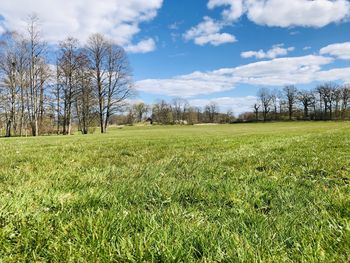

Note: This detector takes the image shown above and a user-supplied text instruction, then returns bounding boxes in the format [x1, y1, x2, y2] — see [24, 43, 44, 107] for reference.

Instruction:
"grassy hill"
[0, 122, 349, 262]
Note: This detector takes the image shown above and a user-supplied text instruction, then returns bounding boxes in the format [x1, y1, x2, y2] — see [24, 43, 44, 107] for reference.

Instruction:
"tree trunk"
[304, 105, 308, 119]
[5, 120, 11, 137]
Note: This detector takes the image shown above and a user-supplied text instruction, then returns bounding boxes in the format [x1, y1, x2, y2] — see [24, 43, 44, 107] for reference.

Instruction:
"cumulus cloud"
[320, 42, 350, 60]
[185, 0, 350, 46]
[183, 16, 236, 46]
[136, 72, 236, 97]
[0, 0, 163, 53]
[241, 44, 295, 59]
[207, 0, 350, 27]
[136, 54, 350, 97]
[207, 0, 244, 22]
[245, 0, 350, 27]
[316, 67, 350, 82]
[229, 55, 333, 85]
[125, 38, 156, 53]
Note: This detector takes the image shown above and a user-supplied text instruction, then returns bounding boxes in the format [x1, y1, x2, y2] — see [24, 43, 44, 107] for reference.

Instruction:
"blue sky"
[131, 0, 350, 113]
[1, 0, 350, 113]
[131, 0, 349, 79]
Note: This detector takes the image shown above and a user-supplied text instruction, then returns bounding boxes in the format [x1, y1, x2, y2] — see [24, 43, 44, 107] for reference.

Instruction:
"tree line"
[114, 82, 350, 126]
[241, 84, 350, 122]
[111, 98, 235, 125]
[0, 15, 133, 137]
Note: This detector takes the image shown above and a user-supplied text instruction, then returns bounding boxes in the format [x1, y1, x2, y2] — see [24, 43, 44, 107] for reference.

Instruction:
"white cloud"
[183, 16, 236, 46]
[189, 96, 257, 114]
[228, 55, 333, 86]
[246, 0, 350, 27]
[316, 67, 350, 82]
[185, 0, 350, 46]
[125, 38, 156, 53]
[241, 44, 295, 59]
[207, 0, 350, 27]
[208, 0, 244, 22]
[0, 0, 163, 53]
[320, 42, 350, 60]
[136, 54, 350, 97]
[136, 72, 236, 97]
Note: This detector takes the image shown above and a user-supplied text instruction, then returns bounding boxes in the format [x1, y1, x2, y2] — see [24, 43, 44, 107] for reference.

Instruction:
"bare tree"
[204, 102, 219, 123]
[0, 31, 31, 137]
[75, 53, 95, 134]
[258, 88, 272, 121]
[283, 85, 298, 120]
[317, 82, 338, 120]
[334, 87, 342, 119]
[104, 43, 133, 132]
[26, 15, 49, 136]
[172, 97, 189, 123]
[86, 34, 133, 133]
[86, 34, 108, 133]
[152, 100, 173, 124]
[133, 102, 149, 122]
[341, 84, 350, 118]
[271, 89, 281, 120]
[57, 37, 81, 135]
[297, 90, 315, 119]
[53, 61, 62, 134]
[0, 32, 20, 137]
[253, 103, 260, 121]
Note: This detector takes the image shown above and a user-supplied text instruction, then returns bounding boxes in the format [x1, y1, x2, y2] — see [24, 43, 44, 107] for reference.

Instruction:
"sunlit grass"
[0, 122, 349, 262]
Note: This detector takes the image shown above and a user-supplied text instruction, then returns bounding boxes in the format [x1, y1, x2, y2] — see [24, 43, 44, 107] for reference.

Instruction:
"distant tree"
[297, 90, 315, 119]
[185, 106, 199, 124]
[334, 87, 342, 119]
[171, 97, 189, 123]
[245, 83, 350, 122]
[152, 100, 173, 124]
[283, 85, 298, 120]
[204, 102, 218, 123]
[133, 102, 149, 122]
[341, 84, 350, 118]
[253, 103, 260, 121]
[125, 105, 136, 125]
[317, 82, 338, 120]
[271, 89, 280, 120]
[225, 109, 235, 123]
[258, 88, 272, 121]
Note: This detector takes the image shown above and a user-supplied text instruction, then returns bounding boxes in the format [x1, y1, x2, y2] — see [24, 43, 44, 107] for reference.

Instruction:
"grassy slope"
[0, 122, 349, 262]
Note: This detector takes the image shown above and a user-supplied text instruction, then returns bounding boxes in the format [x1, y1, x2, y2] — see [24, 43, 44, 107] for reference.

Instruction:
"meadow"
[0, 122, 349, 262]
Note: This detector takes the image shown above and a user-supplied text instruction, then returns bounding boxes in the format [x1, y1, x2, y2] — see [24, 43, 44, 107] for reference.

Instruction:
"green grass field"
[0, 122, 349, 262]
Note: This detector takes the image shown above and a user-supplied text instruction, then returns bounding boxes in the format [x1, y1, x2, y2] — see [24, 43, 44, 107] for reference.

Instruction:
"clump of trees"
[0, 15, 133, 137]
[241, 83, 350, 122]
[111, 99, 236, 125]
